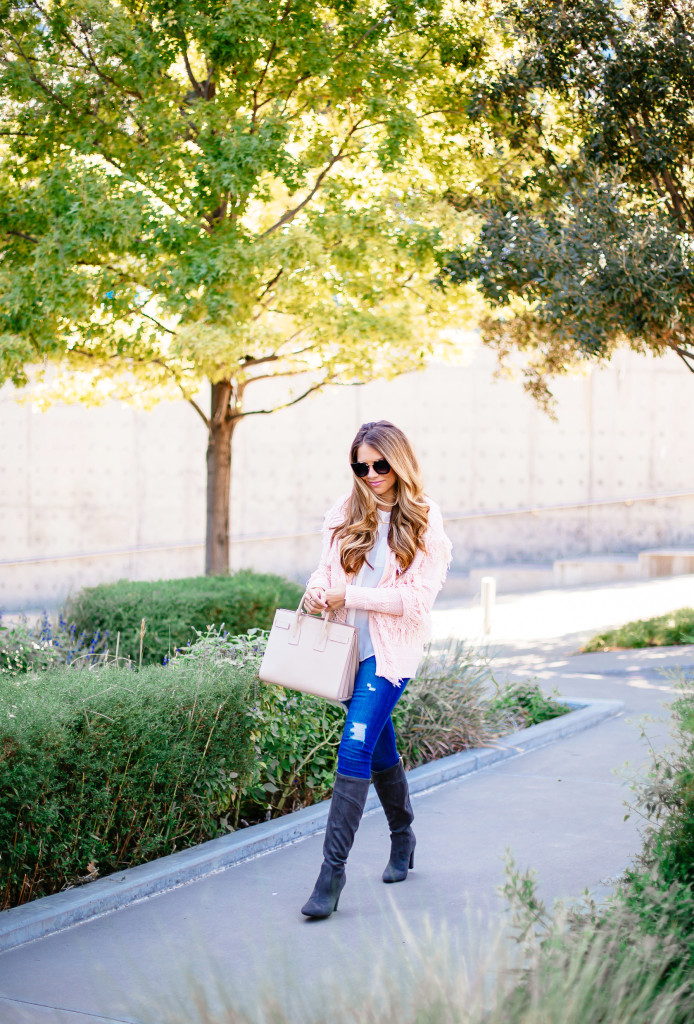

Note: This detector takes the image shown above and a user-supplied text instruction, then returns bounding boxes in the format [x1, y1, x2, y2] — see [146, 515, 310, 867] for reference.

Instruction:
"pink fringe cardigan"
[306, 494, 453, 685]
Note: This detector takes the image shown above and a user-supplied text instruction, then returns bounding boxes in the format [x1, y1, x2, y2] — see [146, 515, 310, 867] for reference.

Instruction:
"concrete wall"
[2, 340, 693, 610]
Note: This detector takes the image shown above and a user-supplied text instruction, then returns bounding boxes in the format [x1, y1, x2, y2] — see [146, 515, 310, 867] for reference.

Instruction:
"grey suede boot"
[301, 772, 370, 919]
[372, 759, 416, 883]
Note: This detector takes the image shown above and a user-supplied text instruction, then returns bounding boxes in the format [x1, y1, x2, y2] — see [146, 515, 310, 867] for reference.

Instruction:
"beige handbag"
[259, 594, 359, 702]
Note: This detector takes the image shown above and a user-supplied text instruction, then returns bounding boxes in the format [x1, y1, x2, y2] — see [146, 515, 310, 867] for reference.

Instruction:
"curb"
[0, 696, 621, 954]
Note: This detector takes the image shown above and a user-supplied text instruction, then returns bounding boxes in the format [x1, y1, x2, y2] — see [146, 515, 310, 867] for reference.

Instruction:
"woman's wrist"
[324, 586, 346, 611]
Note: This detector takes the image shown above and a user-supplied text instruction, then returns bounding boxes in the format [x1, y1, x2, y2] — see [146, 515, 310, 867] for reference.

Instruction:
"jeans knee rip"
[349, 721, 367, 743]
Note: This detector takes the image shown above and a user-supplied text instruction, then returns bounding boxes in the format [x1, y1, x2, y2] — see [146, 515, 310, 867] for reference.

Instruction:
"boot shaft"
[372, 759, 414, 834]
[322, 772, 370, 870]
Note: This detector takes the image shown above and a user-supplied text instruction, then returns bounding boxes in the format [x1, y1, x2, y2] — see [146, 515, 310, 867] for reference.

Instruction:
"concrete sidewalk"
[1, 580, 693, 1024]
[433, 571, 694, 652]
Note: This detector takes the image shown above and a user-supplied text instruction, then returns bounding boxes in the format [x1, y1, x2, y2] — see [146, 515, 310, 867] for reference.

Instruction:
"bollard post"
[481, 576, 496, 635]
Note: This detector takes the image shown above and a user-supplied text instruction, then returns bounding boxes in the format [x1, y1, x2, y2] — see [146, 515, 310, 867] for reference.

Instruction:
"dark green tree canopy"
[439, 0, 694, 403]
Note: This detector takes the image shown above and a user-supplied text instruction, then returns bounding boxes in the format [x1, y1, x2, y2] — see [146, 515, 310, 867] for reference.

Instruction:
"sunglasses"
[351, 459, 391, 478]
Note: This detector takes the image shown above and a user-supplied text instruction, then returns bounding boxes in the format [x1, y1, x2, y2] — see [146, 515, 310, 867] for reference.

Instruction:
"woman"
[301, 419, 452, 919]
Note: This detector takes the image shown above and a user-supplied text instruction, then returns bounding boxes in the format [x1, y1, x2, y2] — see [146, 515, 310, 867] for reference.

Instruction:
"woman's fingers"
[305, 586, 345, 612]
[306, 588, 326, 613]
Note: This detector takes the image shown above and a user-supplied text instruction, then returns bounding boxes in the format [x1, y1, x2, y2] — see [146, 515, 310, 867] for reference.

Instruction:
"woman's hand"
[324, 587, 346, 611]
[305, 588, 327, 614]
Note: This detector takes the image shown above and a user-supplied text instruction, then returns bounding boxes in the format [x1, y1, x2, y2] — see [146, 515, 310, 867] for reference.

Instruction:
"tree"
[438, 0, 694, 406]
[0, 0, 480, 573]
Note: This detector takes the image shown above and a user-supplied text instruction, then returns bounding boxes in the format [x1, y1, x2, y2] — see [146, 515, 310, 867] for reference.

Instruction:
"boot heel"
[409, 849, 415, 869]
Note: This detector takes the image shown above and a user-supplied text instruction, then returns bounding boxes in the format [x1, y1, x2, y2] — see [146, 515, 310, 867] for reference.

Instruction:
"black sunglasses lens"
[351, 460, 391, 477]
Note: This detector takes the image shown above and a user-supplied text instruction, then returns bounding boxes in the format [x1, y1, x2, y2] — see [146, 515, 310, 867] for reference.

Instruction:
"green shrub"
[62, 571, 305, 666]
[583, 607, 694, 652]
[166, 625, 343, 820]
[629, 679, 694, 891]
[497, 858, 694, 1024]
[619, 869, 694, 980]
[486, 681, 570, 728]
[0, 657, 257, 909]
[0, 611, 109, 677]
[244, 687, 344, 818]
[393, 641, 511, 767]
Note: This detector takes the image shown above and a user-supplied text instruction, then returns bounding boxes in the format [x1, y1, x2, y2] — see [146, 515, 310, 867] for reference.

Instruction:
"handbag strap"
[292, 592, 333, 645]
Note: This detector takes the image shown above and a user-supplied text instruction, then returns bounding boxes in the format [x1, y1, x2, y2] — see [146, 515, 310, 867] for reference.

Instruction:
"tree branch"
[252, 40, 278, 130]
[333, 11, 391, 67]
[253, 286, 283, 320]
[180, 38, 203, 97]
[278, 340, 316, 359]
[237, 378, 331, 418]
[271, 8, 391, 120]
[245, 366, 316, 384]
[623, 113, 686, 227]
[6, 230, 39, 244]
[238, 331, 312, 369]
[251, 0, 294, 113]
[123, 307, 177, 335]
[276, 74, 315, 119]
[258, 123, 361, 238]
[66, 350, 205, 422]
[146, 358, 215, 424]
[669, 342, 694, 374]
[239, 352, 279, 369]
[256, 267, 284, 303]
[102, 152, 190, 218]
[638, 109, 693, 229]
[188, 396, 210, 428]
[402, 277, 437, 312]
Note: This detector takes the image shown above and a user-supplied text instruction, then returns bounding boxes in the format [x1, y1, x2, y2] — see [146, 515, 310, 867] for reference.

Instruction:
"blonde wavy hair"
[332, 420, 429, 576]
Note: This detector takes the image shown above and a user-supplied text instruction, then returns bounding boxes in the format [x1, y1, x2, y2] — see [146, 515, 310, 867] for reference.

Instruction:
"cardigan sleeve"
[344, 585, 404, 616]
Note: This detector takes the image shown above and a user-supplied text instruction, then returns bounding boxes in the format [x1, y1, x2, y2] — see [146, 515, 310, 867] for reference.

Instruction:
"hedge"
[62, 571, 305, 666]
[0, 657, 257, 908]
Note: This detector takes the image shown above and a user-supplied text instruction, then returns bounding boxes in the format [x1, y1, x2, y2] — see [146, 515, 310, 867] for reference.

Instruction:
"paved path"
[433, 571, 694, 651]
[1, 578, 693, 1024]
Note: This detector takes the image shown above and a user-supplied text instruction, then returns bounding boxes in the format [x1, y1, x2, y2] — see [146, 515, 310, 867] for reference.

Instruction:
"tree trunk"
[205, 381, 237, 575]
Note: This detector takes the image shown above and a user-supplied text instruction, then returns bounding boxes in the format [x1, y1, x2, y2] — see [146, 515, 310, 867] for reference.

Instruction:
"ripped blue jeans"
[337, 656, 410, 780]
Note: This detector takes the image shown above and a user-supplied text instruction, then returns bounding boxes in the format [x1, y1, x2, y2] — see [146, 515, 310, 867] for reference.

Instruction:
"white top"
[347, 509, 390, 662]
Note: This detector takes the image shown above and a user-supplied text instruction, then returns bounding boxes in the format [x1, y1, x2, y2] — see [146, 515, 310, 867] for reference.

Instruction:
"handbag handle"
[292, 592, 333, 646]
